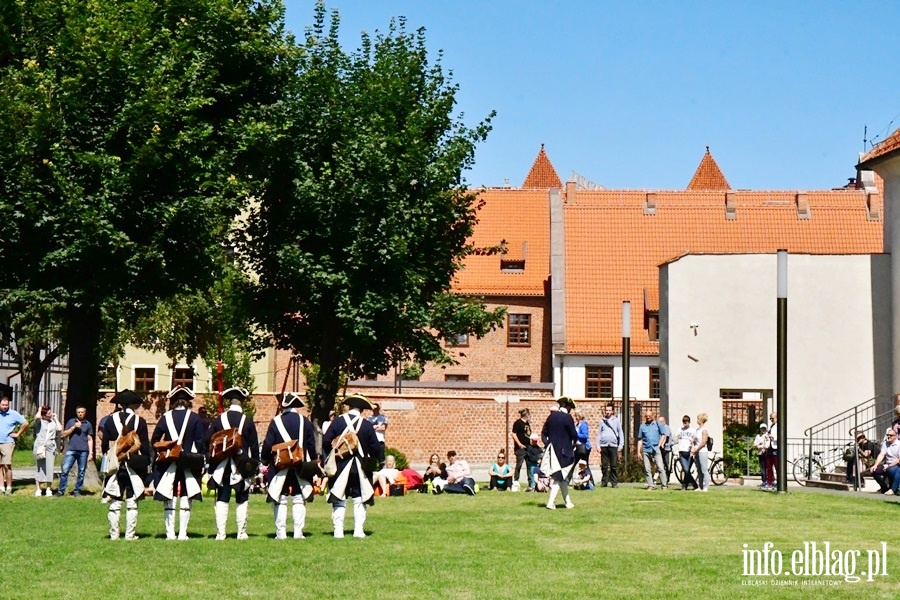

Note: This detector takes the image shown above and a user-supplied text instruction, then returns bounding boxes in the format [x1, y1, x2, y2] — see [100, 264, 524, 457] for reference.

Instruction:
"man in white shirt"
[872, 428, 900, 495]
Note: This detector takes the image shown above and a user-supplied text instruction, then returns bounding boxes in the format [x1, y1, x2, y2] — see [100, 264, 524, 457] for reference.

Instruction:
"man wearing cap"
[152, 386, 205, 541]
[845, 431, 879, 486]
[261, 392, 318, 539]
[512, 408, 531, 487]
[540, 397, 579, 509]
[322, 394, 382, 538]
[102, 390, 151, 540]
[206, 387, 259, 540]
[753, 423, 770, 489]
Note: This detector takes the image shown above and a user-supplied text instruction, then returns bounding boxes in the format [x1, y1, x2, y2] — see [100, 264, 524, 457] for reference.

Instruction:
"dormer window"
[500, 259, 525, 273]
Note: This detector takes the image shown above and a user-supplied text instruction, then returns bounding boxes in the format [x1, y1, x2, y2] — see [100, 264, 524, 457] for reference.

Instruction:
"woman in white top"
[33, 405, 63, 496]
[374, 454, 400, 496]
[690, 413, 710, 491]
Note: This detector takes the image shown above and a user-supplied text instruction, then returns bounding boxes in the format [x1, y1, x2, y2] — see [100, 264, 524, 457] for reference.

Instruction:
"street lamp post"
[622, 301, 631, 465]
[776, 250, 788, 493]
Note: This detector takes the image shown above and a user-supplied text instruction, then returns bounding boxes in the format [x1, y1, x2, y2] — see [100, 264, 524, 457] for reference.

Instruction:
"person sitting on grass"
[572, 459, 594, 490]
[488, 450, 512, 491]
[525, 434, 543, 492]
[423, 453, 447, 493]
[437, 450, 476, 495]
[374, 455, 401, 496]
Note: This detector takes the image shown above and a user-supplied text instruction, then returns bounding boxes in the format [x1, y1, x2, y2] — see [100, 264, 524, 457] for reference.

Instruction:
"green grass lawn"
[1, 484, 898, 599]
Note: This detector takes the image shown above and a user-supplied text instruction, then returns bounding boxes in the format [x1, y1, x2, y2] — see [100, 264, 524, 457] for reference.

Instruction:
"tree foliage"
[0, 0, 295, 422]
[241, 5, 503, 425]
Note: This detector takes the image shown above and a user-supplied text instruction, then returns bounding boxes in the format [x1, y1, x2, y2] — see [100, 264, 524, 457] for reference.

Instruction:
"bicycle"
[671, 451, 726, 487]
[791, 446, 846, 486]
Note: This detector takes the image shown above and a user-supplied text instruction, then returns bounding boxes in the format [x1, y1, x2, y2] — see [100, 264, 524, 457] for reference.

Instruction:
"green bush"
[723, 422, 757, 477]
[384, 447, 408, 470]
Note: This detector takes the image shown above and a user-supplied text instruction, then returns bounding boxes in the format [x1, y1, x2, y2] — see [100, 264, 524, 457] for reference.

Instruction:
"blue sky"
[283, 1, 900, 191]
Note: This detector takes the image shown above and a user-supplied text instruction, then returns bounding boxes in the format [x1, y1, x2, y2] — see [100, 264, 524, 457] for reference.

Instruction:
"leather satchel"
[153, 439, 182, 465]
[116, 430, 142, 462]
[209, 414, 244, 462]
[333, 424, 360, 459]
[272, 440, 304, 469]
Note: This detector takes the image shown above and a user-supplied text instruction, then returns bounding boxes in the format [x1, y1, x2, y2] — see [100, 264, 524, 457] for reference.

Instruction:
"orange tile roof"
[564, 189, 883, 355]
[686, 147, 730, 190]
[453, 188, 549, 296]
[859, 127, 900, 168]
[522, 145, 562, 189]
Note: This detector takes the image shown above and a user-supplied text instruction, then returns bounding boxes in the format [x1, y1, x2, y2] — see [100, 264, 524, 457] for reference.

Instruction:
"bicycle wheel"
[711, 458, 727, 486]
[673, 457, 685, 484]
[792, 456, 823, 486]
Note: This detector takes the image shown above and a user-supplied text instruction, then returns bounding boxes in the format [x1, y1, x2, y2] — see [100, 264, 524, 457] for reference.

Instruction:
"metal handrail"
[802, 395, 884, 437]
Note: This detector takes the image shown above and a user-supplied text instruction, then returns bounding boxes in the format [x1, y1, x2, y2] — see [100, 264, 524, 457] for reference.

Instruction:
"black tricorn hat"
[277, 391, 305, 409]
[343, 394, 374, 411]
[556, 396, 576, 410]
[166, 386, 195, 403]
[221, 387, 249, 402]
[113, 390, 143, 407]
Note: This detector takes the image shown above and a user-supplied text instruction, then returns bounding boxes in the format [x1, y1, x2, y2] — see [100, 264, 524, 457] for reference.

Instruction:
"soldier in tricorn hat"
[540, 396, 579, 510]
[261, 391, 318, 539]
[322, 394, 383, 538]
[151, 386, 205, 540]
[206, 387, 258, 540]
[101, 390, 151, 540]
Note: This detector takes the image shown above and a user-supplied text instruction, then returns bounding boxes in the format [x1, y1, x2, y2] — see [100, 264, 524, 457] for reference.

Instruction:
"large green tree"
[0, 0, 294, 424]
[242, 5, 504, 427]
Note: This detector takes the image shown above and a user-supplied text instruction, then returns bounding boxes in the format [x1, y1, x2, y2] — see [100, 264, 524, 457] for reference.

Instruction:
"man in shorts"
[0, 396, 30, 494]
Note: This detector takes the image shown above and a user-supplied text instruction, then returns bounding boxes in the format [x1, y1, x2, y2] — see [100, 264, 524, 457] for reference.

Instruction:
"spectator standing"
[33, 406, 63, 496]
[637, 414, 668, 490]
[57, 406, 94, 497]
[872, 428, 900, 495]
[573, 409, 592, 463]
[764, 412, 778, 489]
[524, 434, 543, 491]
[0, 396, 29, 495]
[540, 396, 579, 509]
[367, 402, 388, 457]
[691, 413, 710, 492]
[674, 415, 697, 490]
[511, 408, 531, 486]
[753, 423, 769, 489]
[657, 416, 673, 481]
[441, 450, 476, 495]
[596, 403, 623, 488]
[488, 450, 512, 491]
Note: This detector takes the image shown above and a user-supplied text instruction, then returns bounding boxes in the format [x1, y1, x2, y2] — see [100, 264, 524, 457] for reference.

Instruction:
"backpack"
[706, 435, 714, 452]
[209, 413, 245, 462]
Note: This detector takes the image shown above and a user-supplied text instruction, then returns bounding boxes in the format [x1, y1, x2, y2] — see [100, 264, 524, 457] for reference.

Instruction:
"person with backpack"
[690, 413, 711, 492]
[101, 390, 151, 540]
[637, 412, 668, 490]
[540, 396, 579, 509]
[595, 403, 624, 488]
[261, 392, 318, 539]
[205, 387, 259, 540]
[322, 394, 382, 538]
[152, 386, 206, 540]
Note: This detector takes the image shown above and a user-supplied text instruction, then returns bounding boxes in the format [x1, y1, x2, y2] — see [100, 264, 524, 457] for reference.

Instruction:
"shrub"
[723, 422, 758, 477]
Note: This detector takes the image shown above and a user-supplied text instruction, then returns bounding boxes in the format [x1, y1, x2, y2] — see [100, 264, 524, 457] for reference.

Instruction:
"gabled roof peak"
[522, 144, 562, 189]
[686, 146, 730, 191]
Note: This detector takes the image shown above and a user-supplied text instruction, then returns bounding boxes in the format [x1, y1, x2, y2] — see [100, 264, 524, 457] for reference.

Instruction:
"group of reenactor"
[102, 387, 383, 541]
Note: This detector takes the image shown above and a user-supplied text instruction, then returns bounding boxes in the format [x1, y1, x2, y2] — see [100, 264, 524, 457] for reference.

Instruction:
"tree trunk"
[20, 340, 61, 418]
[64, 307, 103, 430]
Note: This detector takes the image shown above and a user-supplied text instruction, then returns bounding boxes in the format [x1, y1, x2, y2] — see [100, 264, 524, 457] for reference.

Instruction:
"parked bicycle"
[791, 446, 847, 486]
[671, 451, 726, 487]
